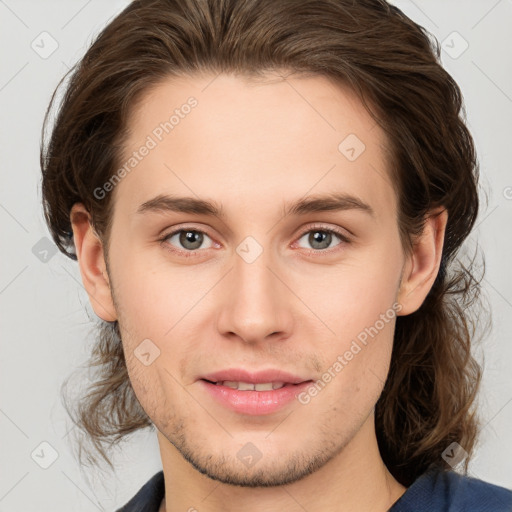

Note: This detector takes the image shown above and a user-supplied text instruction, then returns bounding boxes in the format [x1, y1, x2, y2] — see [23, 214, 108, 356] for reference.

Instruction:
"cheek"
[110, 250, 193, 339]
[301, 255, 401, 409]
[122, 340, 179, 427]
[303, 318, 395, 426]
[305, 256, 401, 346]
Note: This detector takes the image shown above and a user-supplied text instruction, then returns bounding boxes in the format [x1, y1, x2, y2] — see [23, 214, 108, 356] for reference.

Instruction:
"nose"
[215, 244, 293, 345]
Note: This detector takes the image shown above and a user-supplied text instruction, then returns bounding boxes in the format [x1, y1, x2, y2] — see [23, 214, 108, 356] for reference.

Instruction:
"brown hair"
[41, 0, 484, 486]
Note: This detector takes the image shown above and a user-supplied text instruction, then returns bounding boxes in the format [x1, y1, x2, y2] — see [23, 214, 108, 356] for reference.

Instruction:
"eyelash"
[158, 223, 351, 259]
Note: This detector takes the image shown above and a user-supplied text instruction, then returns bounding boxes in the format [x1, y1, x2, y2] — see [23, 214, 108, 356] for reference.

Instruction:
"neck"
[157, 413, 406, 512]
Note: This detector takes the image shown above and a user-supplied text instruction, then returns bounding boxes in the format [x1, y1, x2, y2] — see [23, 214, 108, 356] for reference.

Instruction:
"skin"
[70, 71, 447, 512]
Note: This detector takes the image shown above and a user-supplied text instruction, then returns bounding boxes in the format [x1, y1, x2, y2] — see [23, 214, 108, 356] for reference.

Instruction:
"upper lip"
[200, 368, 312, 384]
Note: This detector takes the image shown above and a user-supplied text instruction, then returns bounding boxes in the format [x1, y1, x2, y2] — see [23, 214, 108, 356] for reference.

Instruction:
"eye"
[161, 228, 214, 255]
[295, 225, 350, 252]
[159, 224, 350, 258]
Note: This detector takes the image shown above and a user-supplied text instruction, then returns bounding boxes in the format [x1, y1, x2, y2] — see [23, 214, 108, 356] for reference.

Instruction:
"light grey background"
[1, 1, 511, 510]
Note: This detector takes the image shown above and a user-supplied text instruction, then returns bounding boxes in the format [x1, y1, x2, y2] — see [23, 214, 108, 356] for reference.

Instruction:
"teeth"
[216, 381, 286, 391]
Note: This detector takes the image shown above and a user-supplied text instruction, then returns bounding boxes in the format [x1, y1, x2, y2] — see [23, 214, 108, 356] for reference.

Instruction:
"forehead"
[115, 71, 396, 222]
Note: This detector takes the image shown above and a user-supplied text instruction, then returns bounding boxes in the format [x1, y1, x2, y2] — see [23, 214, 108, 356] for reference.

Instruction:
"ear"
[396, 207, 448, 316]
[70, 203, 117, 322]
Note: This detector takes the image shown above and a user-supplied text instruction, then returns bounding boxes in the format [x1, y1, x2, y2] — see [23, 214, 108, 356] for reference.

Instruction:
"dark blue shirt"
[389, 469, 512, 511]
[115, 468, 512, 511]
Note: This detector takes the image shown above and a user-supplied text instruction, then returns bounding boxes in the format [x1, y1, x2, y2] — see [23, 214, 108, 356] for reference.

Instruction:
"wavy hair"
[41, 0, 485, 486]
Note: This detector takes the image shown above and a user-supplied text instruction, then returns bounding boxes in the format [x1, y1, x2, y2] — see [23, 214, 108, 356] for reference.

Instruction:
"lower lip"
[199, 379, 313, 415]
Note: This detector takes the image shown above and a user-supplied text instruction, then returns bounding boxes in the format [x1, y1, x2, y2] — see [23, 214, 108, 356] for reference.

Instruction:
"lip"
[199, 368, 310, 385]
[199, 379, 313, 415]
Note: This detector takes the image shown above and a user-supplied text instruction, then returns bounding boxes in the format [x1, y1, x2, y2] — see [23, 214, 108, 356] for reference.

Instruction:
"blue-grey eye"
[297, 229, 342, 251]
[166, 230, 213, 251]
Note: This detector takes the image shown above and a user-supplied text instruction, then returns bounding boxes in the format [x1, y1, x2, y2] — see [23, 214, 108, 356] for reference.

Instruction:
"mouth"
[201, 379, 309, 391]
[199, 378, 314, 416]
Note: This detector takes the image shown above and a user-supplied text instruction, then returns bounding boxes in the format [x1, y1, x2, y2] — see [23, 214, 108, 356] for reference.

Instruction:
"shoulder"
[115, 471, 165, 512]
[390, 468, 512, 512]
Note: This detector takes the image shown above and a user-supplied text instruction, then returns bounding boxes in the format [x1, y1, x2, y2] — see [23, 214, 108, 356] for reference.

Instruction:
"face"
[98, 72, 408, 486]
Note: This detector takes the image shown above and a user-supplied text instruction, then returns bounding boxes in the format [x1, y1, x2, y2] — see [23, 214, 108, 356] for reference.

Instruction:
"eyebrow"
[136, 192, 375, 219]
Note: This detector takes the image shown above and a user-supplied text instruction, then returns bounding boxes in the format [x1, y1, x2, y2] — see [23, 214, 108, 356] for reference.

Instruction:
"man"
[40, 0, 512, 510]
